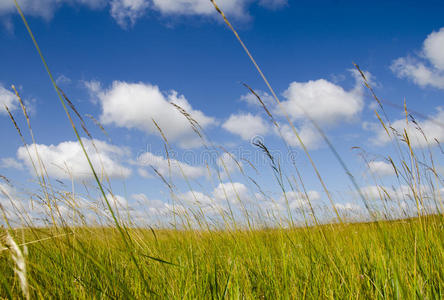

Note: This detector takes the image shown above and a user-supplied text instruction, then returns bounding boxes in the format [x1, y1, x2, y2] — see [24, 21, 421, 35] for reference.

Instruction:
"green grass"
[1, 1, 443, 299]
[1, 215, 442, 298]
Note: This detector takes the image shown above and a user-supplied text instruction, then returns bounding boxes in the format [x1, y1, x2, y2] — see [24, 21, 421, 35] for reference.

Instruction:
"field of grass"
[1, 1, 443, 299]
[1, 215, 442, 298]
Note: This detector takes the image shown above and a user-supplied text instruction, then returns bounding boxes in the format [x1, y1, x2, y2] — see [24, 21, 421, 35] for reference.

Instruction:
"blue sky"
[1, 0, 444, 225]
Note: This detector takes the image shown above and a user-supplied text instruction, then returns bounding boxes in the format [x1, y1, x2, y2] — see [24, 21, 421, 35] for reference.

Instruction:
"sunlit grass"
[1, 215, 442, 298]
[0, 0, 443, 299]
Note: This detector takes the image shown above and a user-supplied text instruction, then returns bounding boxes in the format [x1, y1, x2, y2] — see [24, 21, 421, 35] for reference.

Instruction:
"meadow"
[1, 216, 442, 298]
[1, 1, 443, 299]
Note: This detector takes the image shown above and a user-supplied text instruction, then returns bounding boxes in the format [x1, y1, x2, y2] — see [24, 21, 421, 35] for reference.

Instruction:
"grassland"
[1, 215, 442, 299]
[1, 0, 443, 299]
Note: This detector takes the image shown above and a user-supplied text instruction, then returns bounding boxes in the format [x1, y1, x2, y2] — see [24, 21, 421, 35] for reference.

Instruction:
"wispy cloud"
[1, 0, 289, 29]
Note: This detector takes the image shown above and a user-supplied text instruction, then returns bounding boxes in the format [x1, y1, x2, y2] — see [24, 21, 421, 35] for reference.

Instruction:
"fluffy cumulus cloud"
[0, 84, 19, 114]
[229, 73, 367, 150]
[285, 190, 320, 210]
[424, 28, 444, 70]
[391, 27, 444, 89]
[135, 151, 207, 179]
[213, 182, 249, 203]
[261, 72, 367, 149]
[279, 77, 364, 125]
[222, 113, 269, 141]
[87, 81, 216, 148]
[368, 160, 395, 177]
[371, 108, 444, 148]
[16, 139, 131, 180]
[2, 0, 288, 28]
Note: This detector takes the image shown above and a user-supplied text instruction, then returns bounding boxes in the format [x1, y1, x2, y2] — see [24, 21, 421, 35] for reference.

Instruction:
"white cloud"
[279, 77, 364, 125]
[177, 190, 213, 205]
[17, 139, 131, 180]
[2, 0, 288, 28]
[217, 152, 242, 174]
[136, 151, 206, 179]
[132, 192, 163, 207]
[391, 58, 444, 89]
[0, 84, 19, 114]
[278, 123, 321, 149]
[175, 190, 227, 215]
[371, 108, 444, 148]
[265, 70, 370, 150]
[359, 185, 418, 202]
[213, 182, 249, 203]
[222, 113, 269, 141]
[132, 190, 222, 219]
[0, 157, 24, 170]
[151, 0, 250, 19]
[334, 202, 363, 216]
[0, 182, 17, 200]
[104, 193, 128, 208]
[357, 185, 441, 218]
[285, 190, 320, 210]
[240, 89, 274, 106]
[132, 193, 185, 216]
[161, 182, 251, 215]
[83, 80, 102, 95]
[258, 190, 320, 214]
[368, 161, 395, 177]
[391, 27, 444, 89]
[55, 74, 71, 85]
[360, 185, 385, 201]
[423, 27, 444, 71]
[0, 0, 105, 20]
[89, 81, 216, 148]
[0, 182, 21, 218]
[110, 0, 149, 28]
